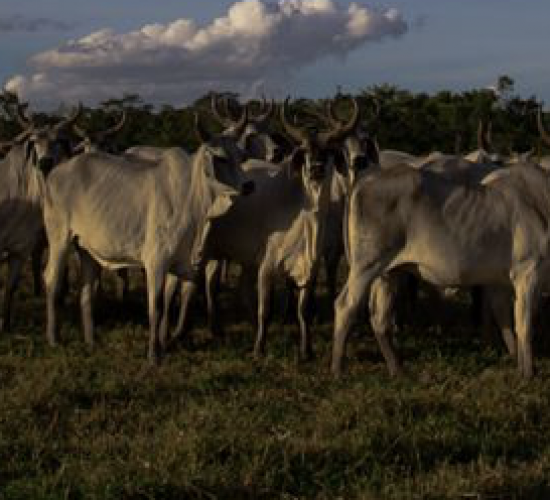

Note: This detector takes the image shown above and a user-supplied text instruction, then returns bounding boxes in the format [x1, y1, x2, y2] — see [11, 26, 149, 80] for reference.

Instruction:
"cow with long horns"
[0, 95, 80, 331]
[167, 97, 362, 359]
[72, 109, 127, 154]
[42, 110, 254, 363]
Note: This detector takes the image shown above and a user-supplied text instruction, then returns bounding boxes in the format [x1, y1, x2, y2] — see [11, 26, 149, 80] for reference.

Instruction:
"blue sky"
[1, 0, 549, 107]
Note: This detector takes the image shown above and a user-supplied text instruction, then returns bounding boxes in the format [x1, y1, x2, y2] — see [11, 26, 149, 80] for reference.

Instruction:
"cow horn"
[485, 121, 493, 150]
[367, 93, 381, 123]
[73, 141, 86, 154]
[15, 103, 33, 129]
[280, 98, 309, 145]
[72, 122, 88, 139]
[222, 97, 235, 121]
[14, 129, 32, 143]
[322, 100, 340, 128]
[96, 109, 127, 140]
[297, 102, 335, 129]
[55, 103, 83, 131]
[194, 112, 211, 143]
[477, 120, 489, 151]
[537, 107, 550, 148]
[232, 103, 248, 137]
[210, 94, 232, 128]
[0, 140, 14, 153]
[251, 96, 274, 124]
[318, 97, 360, 146]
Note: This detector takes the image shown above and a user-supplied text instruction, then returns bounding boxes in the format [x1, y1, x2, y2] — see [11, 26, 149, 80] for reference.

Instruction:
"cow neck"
[186, 145, 218, 221]
[281, 169, 331, 287]
[179, 144, 235, 274]
[495, 164, 550, 231]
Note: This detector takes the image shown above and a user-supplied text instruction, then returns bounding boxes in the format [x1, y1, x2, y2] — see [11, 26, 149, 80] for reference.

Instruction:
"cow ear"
[25, 141, 37, 166]
[365, 136, 379, 165]
[284, 147, 305, 178]
[202, 149, 216, 178]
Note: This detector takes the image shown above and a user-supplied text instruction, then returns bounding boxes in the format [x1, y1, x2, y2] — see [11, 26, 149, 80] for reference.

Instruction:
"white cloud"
[5, 0, 408, 108]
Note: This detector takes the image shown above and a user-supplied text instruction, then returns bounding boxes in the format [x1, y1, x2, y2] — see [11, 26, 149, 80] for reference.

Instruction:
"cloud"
[0, 15, 74, 33]
[5, 0, 408, 108]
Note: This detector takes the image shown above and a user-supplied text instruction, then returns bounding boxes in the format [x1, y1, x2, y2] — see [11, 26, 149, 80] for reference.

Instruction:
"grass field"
[2, 267, 550, 499]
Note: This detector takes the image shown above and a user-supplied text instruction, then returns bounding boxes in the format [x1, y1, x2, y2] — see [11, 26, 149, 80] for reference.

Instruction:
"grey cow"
[0, 102, 77, 331]
[332, 162, 550, 379]
[537, 107, 550, 171]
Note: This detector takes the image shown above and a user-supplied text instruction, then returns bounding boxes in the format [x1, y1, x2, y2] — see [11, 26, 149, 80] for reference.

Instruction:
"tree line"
[1, 75, 546, 156]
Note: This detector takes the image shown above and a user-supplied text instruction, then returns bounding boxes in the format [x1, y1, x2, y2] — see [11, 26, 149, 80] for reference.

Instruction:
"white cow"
[165, 99, 361, 358]
[43, 113, 253, 363]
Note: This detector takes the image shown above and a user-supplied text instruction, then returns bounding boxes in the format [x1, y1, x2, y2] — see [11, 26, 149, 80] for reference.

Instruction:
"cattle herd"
[2, 91, 550, 380]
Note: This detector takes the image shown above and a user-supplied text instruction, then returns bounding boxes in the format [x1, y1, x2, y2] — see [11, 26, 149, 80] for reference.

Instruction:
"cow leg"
[173, 280, 197, 339]
[332, 264, 381, 377]
[254, 266, 273, 358]
[238, 265, 257, 325]
[78, 250, 100, 347]
[369, 275, 401, 376]
[325, 252, 340, 307]
[159, 274, 178, 348]
[470, 285, 484, 329]
[44, 235, 71, 346]
[219, 260, 230, 287]
[116, 269, 130, 301]
[281, 277, 296, 325]
[145, 266, 166, 365]
[31, 241, 45, 296]
[1, 255, 23, 333]
[512, 265, 540, 379]
[297, 285, 314, 361]
[486, 286, 516, 357]
[400, 273, 419, 327]
[205, 260, 222, 337]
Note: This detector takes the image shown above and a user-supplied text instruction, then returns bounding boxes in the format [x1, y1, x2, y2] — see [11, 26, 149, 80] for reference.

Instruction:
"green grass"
[1, 269, 550, 499]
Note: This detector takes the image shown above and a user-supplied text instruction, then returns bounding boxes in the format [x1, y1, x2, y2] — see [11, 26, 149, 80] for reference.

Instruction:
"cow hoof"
[331, 364, 343, 379]
[46, 333, 58, 347]
[148, 349, 162, 367]
[388, 365, 404, 378]
[253, 347, 265, 360]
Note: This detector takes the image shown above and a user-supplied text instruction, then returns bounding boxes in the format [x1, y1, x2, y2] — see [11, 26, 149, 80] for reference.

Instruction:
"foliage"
[1, 76, 547, 156]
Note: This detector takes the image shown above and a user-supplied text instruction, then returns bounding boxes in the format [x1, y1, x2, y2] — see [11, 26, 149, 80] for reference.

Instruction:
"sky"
[1, 0, 549, 109]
